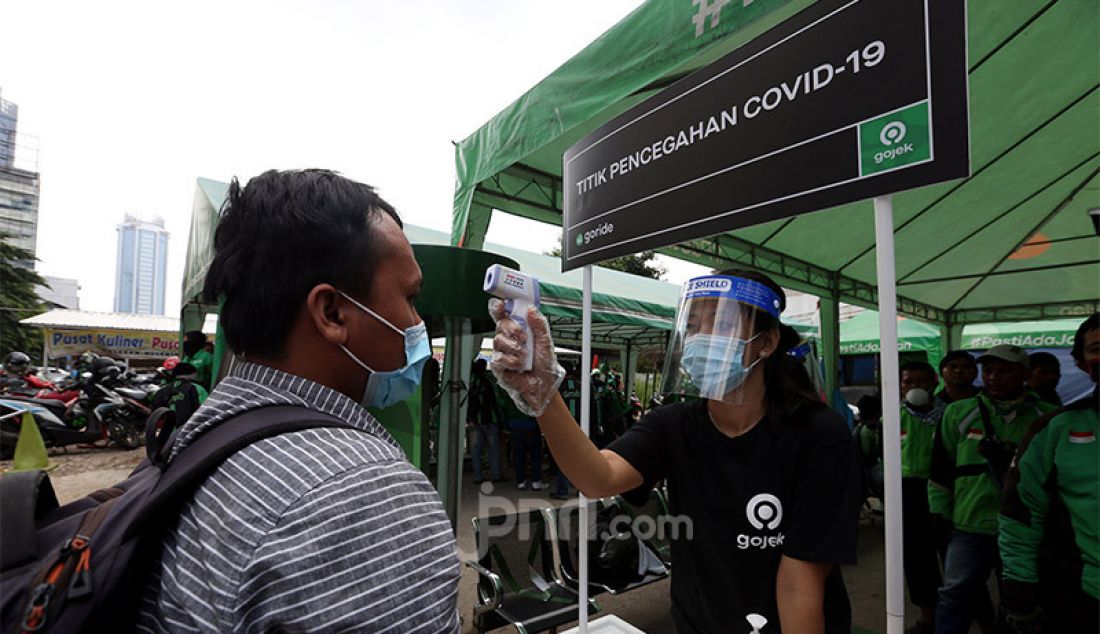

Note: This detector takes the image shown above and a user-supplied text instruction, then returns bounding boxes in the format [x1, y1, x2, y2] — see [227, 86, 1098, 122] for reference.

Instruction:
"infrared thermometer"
[483, 264, 541, 372]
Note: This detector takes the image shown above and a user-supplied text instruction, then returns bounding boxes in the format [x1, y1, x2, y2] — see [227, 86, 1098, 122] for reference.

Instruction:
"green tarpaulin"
[960, 318, 1082, 350]
[452, 0, 1100, 326]
[178, 179, 684, 347]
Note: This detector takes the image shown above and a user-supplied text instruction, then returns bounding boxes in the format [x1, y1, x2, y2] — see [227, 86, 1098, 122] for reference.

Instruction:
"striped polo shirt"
[136, 362, 460, 632]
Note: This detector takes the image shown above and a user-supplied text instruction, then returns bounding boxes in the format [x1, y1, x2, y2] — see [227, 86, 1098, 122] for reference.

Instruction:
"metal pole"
[874, 195, 905, 634]
[438, 318, 464, 528]
[578, 265, 593, 632]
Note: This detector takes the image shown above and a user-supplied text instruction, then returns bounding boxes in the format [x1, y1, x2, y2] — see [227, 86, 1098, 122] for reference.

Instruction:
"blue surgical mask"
[338, 291, 430, 410]
[681, 332, 763, 399]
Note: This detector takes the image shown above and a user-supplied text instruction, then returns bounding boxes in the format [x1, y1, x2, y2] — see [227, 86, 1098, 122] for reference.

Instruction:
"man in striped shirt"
[138, 169, 460, 632]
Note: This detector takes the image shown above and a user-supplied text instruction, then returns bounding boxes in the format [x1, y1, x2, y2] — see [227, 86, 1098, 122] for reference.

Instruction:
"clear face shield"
[788, 337, 827, 402]
[660, 275, 783, 404]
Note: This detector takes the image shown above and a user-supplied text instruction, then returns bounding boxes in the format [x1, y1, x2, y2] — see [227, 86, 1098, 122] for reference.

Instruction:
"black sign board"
[562, 0, 968, 270]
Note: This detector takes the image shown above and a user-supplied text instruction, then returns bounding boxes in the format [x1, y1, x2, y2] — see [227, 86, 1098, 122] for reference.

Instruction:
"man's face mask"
[337, 291, 430, 409]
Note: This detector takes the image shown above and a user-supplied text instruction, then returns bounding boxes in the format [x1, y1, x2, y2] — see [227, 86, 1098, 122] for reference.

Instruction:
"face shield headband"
[661, 275, 783, 403]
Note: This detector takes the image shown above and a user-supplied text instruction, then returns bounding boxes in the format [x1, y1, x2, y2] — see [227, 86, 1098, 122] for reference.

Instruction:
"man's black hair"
[1071, 313, 1100, 362]
[939, 350, 976, 373]
[202, 169, 402, 357]
[900, 360, 937, 379]
[1027, 351, 1060, 371]
[182, 331, 206, 358]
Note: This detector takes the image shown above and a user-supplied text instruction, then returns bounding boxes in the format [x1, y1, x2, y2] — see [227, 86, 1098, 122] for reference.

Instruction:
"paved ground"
[4, 446, 989, 633]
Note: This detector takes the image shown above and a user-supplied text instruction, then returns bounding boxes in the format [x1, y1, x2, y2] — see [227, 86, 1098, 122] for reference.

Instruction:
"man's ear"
[306, 284, 350, 346]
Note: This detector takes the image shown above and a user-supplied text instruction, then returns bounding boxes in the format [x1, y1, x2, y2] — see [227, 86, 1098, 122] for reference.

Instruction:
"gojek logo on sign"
[737, 493, 785, 550]
[859, 100, 931, 176]
[879, 121, 907, 145]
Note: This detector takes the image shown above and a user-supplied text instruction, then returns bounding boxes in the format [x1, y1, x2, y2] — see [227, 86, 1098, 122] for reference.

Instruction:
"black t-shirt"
[607, 399, 862, 633]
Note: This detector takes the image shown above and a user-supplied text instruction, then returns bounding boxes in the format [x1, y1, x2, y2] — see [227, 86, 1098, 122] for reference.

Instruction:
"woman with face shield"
[490, 269, 862, 634]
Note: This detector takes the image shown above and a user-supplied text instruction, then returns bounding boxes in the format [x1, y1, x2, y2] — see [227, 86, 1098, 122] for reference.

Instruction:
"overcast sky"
[4, 0, 718, 315]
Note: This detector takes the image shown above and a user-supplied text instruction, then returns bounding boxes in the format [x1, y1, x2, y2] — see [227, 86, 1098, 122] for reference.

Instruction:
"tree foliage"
[547, 240, 666, 280]
[0, 232, 46, 357]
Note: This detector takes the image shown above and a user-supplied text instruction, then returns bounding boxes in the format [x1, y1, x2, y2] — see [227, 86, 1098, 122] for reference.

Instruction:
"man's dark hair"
[182, 331, 206, 358]
[1028, 351, 1060, 371]
[900, 360, 936, 380]
[1071, 313, 1100, 362]
[939, 350, 976, 373]
[203, 169, 402, 357]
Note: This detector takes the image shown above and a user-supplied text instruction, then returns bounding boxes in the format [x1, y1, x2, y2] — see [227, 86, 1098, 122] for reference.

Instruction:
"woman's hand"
[488, 300, 564, 416]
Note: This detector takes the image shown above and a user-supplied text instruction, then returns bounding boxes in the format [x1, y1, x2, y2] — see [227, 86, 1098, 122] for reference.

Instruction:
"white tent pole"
[578, 265, 593, 632]
[874, 195, 905, 634]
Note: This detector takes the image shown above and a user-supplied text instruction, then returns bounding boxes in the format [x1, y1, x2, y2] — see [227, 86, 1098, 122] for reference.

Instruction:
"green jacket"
[999, 394, 1099, 600]
[928, 393, 1055, 534]
[182, 348, 214, 390]
[900, 400, 946, 479]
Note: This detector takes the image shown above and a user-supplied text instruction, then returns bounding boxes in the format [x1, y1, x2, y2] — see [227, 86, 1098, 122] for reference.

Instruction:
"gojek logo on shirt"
[737, 493, 786, 550]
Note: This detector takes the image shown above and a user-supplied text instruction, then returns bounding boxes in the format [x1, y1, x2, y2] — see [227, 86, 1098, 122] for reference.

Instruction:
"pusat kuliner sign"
[47, 328, 182, 360]
[562, 0, 968, 270]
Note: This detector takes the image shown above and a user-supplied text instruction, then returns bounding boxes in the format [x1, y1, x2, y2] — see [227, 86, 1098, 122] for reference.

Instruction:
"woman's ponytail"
[762, 323, 824, 417]
[716, 268, 825, 418]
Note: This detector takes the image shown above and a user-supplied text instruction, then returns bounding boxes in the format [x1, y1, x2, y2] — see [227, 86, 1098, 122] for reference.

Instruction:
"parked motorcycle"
[0, 398, 105, 459]
[92, 378, 155, 449]
[0, 359, 153, 454]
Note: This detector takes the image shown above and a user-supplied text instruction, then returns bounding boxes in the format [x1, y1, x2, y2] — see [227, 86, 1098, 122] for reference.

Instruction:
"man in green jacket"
[928, 345, 1057, 634]
[181, 330, 214, 391]
[999, 313, 1099, 633]
[898, 361, 947, 634]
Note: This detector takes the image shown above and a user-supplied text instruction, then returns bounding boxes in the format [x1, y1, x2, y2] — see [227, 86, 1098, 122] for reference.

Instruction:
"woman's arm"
[776, 556, 832, 634]
[491, 303, 644, 498]
[538, 392, 643, 498]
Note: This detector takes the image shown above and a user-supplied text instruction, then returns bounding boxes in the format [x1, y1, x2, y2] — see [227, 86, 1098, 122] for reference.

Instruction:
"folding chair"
[467, 508, 599, 633]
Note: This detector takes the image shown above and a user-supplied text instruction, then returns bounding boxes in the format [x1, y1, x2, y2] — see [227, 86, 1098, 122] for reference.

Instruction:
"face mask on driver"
[337, 291, 430, 409]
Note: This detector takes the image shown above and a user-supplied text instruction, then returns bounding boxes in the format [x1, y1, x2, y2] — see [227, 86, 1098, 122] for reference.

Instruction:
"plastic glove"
[488, 298, 565, 417]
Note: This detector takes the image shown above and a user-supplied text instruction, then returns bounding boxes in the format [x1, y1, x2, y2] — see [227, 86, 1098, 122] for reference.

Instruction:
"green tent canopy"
[403, 224, 679, 347]
[452, 0, 1100, 326]
[839, 310, 943, 358]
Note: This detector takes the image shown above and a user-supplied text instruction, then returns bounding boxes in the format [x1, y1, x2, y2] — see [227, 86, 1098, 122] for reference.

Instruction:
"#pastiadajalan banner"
[46, 329, 181, 360]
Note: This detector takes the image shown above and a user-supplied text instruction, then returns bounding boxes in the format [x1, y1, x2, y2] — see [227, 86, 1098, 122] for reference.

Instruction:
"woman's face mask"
[337, 291, 430, 410]
[681, 332, 764, 399]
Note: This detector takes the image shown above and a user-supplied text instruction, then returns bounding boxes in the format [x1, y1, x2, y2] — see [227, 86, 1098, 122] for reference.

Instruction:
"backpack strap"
[0, 470, 59, 570]
[124, 404, 355, 539]
[976, 398, 998, 441]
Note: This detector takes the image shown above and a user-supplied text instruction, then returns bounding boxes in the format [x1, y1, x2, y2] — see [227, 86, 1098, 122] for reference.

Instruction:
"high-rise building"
[114, 215, 169, 315]
[0, 89, 40, 269]
[36, 276, 81, 309]
[0, 89, 16, 169]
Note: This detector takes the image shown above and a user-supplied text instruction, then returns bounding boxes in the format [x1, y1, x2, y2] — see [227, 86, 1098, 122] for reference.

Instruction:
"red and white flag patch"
[966, 429, 984, 441]
[1068, 430, 1095, 444]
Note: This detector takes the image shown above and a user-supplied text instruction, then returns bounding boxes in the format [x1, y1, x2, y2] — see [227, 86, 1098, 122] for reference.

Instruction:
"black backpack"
[149, 380, 202, 427]
[0, 405, 352, 633]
